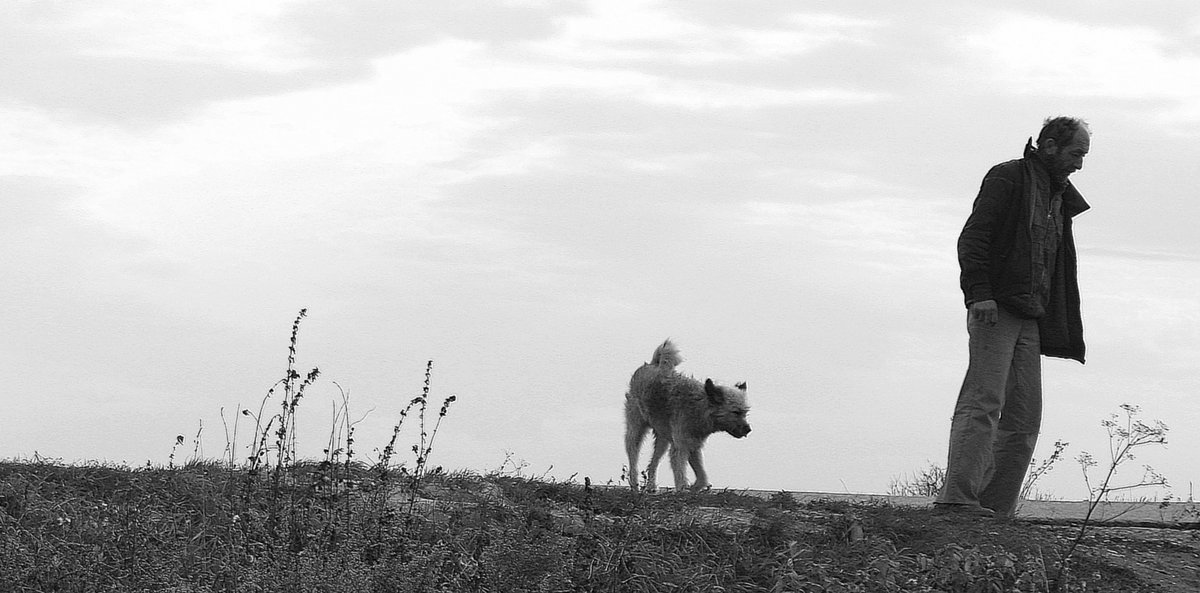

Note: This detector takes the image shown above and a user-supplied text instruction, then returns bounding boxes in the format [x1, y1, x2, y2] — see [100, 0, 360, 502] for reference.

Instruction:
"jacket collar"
[1023, 138, 1056, 185]
[1023, 138, 1091, 218]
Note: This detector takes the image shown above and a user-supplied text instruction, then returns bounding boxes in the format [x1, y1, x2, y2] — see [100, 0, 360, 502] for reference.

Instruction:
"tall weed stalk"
[228, 310, 459, 559]
[374, 360, 457, 521]
[236, 309, 322, 542]
[1053, 404, 1169, 591]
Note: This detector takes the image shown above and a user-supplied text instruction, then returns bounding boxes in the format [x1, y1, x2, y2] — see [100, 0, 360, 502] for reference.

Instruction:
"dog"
[624, 339, 751, 492]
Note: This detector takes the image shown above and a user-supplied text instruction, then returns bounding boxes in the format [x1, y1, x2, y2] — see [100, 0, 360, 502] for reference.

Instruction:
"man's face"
[1042, 129, 1091, 182]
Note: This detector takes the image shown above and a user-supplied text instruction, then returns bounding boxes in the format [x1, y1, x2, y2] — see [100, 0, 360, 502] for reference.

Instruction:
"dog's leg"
[687, 449, 710, 491]
[645, 434, 670, 492]
[669, 441, 693, 492]
[624, 398, 650, 491]
[624, 420, 648, 491]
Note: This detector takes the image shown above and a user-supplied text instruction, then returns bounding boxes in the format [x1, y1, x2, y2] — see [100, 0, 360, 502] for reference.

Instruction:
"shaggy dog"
[624, 339, 751, 492]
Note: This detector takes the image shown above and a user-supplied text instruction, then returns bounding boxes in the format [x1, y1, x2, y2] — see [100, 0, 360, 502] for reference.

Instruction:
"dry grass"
[2, 311, 1193, 592]
[3, 460, 1194, 592]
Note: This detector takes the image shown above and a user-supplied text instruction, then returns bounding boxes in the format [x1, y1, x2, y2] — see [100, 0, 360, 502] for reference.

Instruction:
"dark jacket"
[958, 141, 1090, 363]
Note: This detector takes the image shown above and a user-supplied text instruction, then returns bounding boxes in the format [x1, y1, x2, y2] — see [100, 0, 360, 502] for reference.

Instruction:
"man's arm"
[958, 171, 1015, 310]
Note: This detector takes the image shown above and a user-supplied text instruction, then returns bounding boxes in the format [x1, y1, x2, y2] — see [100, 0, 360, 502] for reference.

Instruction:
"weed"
[1017, 438, 1069, 510]
[1053, 404, 1170, 591]
[888, 462, 945, 497]
[168, 434, 185, 470]
[891, 439, 1067, 505]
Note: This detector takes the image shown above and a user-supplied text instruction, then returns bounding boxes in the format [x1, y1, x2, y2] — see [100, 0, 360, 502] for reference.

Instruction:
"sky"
[3, 0, 1199, 501]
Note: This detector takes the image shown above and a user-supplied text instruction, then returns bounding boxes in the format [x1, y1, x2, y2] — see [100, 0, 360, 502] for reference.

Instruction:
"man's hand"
[970, 299, 998, 326]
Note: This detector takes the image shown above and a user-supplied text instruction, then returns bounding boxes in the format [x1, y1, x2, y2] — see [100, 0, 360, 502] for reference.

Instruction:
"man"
[935, 116, 1091, 518]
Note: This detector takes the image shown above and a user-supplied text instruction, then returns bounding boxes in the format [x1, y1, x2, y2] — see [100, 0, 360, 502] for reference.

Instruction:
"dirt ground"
[1053, 523, 1200, 593]
[757, 490, 1200, 592]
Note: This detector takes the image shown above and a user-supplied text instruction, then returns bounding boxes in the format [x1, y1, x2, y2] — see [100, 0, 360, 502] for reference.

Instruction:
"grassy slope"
[0, 461, 1194, 593]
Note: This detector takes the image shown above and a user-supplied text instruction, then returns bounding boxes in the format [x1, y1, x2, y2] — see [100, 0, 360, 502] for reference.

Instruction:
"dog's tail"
[649, 339, 683, 369]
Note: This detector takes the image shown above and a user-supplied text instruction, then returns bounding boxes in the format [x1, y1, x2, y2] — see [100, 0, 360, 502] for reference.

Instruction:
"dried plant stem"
[1054, 405, 1169, 591]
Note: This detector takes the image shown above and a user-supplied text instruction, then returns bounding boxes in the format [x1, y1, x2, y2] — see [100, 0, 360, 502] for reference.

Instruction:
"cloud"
[531, 0, 880, 65]
[738, 195, 960, 272]
[958, 13, 1200, 123]
[42, 1, 304, 70]
[0, 175, 82, 231]
[0, 2, 302, 70]
[505, 0, 887, 108]
[0, 55, 326, 127]
[0, 2, 337, 126]
[642, 81, 882, 110]
[1088, 246, 1200, 263]
[282, 0, 584, 60]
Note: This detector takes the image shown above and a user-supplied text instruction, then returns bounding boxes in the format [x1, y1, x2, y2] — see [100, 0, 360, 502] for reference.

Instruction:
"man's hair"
[1036, 116, 1090, 149]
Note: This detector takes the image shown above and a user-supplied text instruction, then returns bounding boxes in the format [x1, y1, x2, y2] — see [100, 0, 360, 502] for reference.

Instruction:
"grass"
[2, 311, 1193, 592]
[2, 460, 1193, 592]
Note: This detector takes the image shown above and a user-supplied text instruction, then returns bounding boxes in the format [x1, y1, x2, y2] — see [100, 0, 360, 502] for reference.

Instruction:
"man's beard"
[1041, 154, 1072, 183]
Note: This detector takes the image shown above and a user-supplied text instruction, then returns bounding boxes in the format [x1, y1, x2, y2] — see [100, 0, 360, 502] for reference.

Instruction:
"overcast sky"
[3, 0, 1198, 500]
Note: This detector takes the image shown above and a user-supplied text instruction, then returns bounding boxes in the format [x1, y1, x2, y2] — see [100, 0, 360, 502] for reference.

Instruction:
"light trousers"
[937, 306, 1043, 516]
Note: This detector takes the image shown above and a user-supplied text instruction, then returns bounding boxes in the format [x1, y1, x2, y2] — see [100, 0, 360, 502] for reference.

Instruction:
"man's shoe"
[932, 503, 996, 518]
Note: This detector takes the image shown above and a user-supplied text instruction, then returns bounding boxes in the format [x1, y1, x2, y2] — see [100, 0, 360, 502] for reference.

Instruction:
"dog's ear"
[735, 382, 747, 391]
[704, 379, 725, 405]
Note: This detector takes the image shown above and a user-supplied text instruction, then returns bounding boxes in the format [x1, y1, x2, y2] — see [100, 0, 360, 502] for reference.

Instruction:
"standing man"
[935, 116, 1091, 518]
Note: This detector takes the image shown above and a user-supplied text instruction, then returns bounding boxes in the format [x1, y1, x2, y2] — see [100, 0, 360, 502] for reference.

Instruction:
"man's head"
[1035, 116, 1091, 182]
